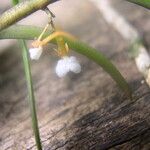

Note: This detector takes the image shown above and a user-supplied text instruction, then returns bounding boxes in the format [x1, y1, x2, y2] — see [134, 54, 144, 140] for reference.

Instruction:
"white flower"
[55, 56, 81, 77]
[29, 46, 43, 60]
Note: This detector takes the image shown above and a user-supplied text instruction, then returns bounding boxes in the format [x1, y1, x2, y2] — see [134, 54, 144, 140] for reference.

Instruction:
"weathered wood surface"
[0, 0, 150, 149]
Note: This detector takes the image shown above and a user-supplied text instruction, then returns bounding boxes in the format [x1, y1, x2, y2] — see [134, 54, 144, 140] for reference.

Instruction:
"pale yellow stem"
[37, 23, 50, 41]
[41, 31, 76, 46]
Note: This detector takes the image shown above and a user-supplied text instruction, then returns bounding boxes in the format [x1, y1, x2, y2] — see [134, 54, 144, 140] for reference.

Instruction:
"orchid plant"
[0, 0, 149, 149]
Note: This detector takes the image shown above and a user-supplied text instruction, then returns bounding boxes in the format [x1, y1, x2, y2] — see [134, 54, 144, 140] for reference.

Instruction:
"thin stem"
[38, 23, 50, 41]
[0, 0, 59, 31]
[11, 0, 42, 149]
[20, 40, 42, 150]
[41, 31, 75, 46]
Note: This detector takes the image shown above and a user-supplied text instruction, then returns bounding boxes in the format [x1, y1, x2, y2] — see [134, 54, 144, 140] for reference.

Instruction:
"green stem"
[0, 0, 59, 31]
[126, 0, 150, 9]
[10, 2, 42, 150]
[11, 0, 42, 148]
[0, 0, 149, 32]
[21, 40, 42, 150]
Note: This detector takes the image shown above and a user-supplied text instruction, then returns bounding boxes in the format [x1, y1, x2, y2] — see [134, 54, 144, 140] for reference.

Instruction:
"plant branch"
[0, 0, 149, 32]
[0, 0, 59, 31]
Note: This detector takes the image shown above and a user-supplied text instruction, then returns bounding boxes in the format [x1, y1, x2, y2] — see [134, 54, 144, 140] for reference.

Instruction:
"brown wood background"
[0, 0, 150, 149]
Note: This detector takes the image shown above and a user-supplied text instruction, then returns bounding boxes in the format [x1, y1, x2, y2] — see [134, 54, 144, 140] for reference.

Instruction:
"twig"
[91, 0, 150, 86]
[0, 0, 60, 31]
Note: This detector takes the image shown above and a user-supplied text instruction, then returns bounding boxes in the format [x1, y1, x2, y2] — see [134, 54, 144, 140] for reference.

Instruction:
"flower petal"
[29, 46, 43, 60]
[68, 56, 81, 73]
[55, 56, 81, 77]
[55, 59, 69, 77]
[69, 62, 81, 73]
[68, 56, 78, 63]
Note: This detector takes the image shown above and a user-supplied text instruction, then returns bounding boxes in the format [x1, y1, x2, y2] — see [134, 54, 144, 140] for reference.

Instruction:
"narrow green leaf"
[11, 1, 42, 149]
[20, 40, 42, 150]
[127, 0, 150, 9]
[0, 25, 49, 40]
[0, 25, 132, 98]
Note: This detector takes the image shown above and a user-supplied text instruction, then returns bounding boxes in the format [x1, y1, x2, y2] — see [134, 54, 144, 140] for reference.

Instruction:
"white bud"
[68, 56, 81, 73]
[55, 58, 69, 77]
[55, 56, 81, 77]
[29, 46, 43, 60]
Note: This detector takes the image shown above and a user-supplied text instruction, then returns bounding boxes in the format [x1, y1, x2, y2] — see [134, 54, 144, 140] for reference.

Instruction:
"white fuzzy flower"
[55, 56, 81, 77]
[29, 46, 43, 60]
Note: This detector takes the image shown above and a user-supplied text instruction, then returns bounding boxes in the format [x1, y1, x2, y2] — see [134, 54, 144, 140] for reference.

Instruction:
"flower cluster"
[55, 56, 81, 77]
[29, 30, 81, 77]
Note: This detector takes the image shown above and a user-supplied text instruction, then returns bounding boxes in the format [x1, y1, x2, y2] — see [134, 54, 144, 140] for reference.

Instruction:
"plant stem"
[21, 40, 42, 150]
[11, 0, 42, 149]
[0, 0, 149, 32]
[0, 0, 59, 31]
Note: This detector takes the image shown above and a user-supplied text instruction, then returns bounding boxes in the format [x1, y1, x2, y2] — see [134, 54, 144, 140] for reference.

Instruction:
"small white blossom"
[55, 56, 81, 77]
[29, 46, 43, 60]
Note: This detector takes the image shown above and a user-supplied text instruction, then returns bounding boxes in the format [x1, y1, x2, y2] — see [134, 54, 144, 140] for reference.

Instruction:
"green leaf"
[12, 1, 42, 149]
[20, 40, 42, 150]
[0, 25, 132, 98]
[127, 0, 150, 9]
